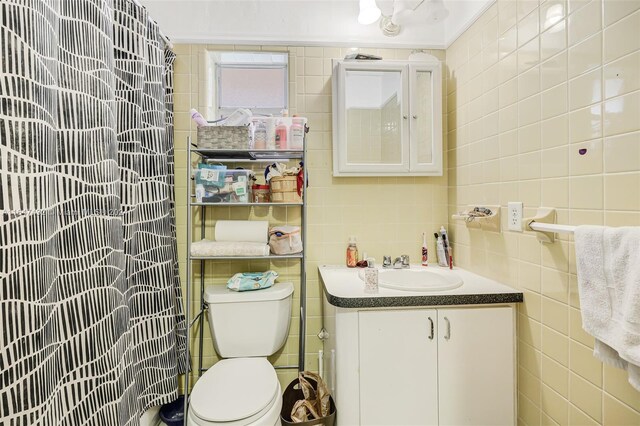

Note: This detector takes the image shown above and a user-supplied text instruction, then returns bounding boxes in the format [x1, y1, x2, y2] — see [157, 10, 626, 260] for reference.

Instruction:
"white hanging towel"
[574, 225, 640, 391]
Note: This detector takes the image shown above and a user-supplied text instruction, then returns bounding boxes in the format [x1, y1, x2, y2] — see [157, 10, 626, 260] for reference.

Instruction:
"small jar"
[251, 184, 270, 203]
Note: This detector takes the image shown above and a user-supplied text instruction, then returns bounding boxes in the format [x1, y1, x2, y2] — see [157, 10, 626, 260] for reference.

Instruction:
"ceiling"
[140, 0, 493, 49]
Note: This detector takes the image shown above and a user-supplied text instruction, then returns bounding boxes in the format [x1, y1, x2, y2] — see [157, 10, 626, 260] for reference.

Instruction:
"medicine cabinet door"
[333, 61, 409, 175]
[409, 64, 442, 175]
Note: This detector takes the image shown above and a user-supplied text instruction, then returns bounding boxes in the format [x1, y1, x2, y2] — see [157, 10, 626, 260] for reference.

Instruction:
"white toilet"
[187, 282, 294, 426]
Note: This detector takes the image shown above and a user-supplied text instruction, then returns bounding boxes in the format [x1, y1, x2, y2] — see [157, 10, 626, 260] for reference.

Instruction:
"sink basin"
[361, 268, 463, 292]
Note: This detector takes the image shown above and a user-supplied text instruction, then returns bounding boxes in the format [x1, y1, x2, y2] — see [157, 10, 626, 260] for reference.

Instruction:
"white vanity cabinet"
[324, 305, 516, 425]
[332, 59, 442, 176]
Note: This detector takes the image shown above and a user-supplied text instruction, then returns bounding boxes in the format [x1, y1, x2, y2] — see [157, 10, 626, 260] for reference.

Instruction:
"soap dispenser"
[346, 236, 358, 268]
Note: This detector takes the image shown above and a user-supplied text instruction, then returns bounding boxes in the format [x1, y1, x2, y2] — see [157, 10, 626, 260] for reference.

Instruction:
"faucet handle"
[401, 254, 410, 267]
[382, 255, 392, 268]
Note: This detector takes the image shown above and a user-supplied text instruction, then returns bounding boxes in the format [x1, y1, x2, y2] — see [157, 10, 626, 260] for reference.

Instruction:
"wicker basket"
[197, 126, 250, 149]
[270, 176, 302, 203]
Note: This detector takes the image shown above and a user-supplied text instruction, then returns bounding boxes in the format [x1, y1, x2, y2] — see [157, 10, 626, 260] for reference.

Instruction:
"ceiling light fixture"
[358, 0, 382, 25]
[425, 0, 449, 22]
[380, 15, 401, 36]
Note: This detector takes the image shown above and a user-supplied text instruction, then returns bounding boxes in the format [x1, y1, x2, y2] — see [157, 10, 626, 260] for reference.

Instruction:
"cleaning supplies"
[434, 232, 447, 267]
[364, 258, 378, 293]
[346, 236, 358, 268]
[421, 232, 428, 266]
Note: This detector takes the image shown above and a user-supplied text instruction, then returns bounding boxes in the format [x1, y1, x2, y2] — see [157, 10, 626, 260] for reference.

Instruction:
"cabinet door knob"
[444, 316, 451, 340]
[403, 115, 408, 119]
[428, 317, 434, 340]
[412, 115, 418, 119]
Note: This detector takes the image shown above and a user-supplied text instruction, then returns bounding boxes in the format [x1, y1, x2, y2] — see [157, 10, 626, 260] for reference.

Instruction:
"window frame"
[213, 52, 289, 118]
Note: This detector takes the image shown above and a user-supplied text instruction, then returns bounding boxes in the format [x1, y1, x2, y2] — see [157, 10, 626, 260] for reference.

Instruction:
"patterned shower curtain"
[0, 1, 187, 424]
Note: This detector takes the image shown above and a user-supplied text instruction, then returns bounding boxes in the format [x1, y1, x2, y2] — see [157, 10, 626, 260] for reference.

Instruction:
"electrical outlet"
[508, 202, 523, 232]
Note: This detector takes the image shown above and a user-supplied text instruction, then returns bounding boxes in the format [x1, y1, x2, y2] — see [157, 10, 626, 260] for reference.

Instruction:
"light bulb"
[358, 0, 381, 25]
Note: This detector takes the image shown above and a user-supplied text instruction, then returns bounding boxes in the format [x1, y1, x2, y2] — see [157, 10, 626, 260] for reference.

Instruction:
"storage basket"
[270, 176, 302, 203]
[197, 126, 250, 149]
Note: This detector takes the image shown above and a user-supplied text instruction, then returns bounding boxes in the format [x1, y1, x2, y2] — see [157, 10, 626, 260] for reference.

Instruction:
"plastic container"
[252, 184, 270, 203]
[195, 169, 251, 203]
[253, 120, 267, 149]
[290, 118, 305, 149]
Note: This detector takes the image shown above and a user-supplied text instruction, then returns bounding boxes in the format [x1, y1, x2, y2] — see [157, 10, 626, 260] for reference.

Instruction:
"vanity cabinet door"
[358, 310, 439, 426]
[437, 307, 515, 426]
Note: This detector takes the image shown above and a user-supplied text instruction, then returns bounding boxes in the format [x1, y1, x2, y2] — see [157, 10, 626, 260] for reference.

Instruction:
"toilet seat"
[189, 358, 281, 426]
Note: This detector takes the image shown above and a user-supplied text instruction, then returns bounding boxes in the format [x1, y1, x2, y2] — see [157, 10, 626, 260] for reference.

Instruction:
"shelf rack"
[184, 137, 307, 416]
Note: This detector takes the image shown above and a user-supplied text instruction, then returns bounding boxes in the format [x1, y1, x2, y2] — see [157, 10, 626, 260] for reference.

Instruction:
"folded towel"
[190, 240, 270, 257]
[575, 225, 640, 391]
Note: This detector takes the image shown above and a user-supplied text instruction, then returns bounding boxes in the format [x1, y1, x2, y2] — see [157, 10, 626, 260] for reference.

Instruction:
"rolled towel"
[191, 239, 270, 257]
[214, 220, 269, 243]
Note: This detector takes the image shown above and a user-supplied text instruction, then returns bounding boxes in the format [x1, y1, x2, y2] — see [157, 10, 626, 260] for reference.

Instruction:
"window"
[211, 51, 288, 118]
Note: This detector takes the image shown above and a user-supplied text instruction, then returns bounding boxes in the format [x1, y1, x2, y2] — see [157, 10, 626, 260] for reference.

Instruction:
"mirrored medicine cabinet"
[332, 58, 442, 176]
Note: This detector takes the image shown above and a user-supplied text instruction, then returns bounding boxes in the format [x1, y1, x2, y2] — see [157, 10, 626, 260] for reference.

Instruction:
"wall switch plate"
[508, 202, 523, 232]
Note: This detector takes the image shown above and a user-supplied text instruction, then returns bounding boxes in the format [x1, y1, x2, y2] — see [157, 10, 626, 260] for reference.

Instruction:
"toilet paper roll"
[214, 220, 269, 243]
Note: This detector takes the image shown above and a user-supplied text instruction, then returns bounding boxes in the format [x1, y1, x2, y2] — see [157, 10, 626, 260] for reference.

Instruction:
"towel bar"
[528, 222, 576, 234]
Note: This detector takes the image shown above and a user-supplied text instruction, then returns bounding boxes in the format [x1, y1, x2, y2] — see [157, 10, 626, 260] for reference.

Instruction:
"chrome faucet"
[382, 256, 392, 268]
[393, 255, 410, 269]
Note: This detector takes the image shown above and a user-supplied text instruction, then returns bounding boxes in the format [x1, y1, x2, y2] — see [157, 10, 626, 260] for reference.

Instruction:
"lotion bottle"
[190, 108, 208, 127]
[275, 120, 288, 149]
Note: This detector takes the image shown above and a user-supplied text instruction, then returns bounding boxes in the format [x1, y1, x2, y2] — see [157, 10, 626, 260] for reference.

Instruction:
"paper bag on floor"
[290, 371, 331, 422]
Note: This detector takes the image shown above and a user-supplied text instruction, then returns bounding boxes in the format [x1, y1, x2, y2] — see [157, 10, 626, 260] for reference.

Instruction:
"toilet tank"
[204, 282, 294, 358]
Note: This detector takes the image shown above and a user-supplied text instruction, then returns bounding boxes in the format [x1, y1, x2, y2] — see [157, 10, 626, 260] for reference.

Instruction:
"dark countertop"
[319, 265, 523, 309]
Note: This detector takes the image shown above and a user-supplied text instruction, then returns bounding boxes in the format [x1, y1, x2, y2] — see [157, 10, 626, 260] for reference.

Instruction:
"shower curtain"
[0, 1, 187, 424]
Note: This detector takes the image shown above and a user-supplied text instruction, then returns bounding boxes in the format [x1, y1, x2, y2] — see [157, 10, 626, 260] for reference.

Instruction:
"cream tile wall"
[172, 44, 448, 390]
[446, 0, 640, 424]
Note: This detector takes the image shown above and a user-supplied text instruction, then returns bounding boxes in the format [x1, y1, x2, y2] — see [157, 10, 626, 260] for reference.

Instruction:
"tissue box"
[197, 126, 250, 149]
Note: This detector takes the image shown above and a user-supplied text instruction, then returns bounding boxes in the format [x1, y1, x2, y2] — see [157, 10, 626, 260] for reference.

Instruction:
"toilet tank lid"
[204, 282, 294, 304]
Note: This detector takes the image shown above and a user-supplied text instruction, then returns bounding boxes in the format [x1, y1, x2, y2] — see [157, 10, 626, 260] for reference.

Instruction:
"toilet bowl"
[187, 282, 294, 426]
[187, 358, 282, 426]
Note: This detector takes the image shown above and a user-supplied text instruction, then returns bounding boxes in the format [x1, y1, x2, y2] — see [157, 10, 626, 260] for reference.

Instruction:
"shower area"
[0, 1, 186, 424]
